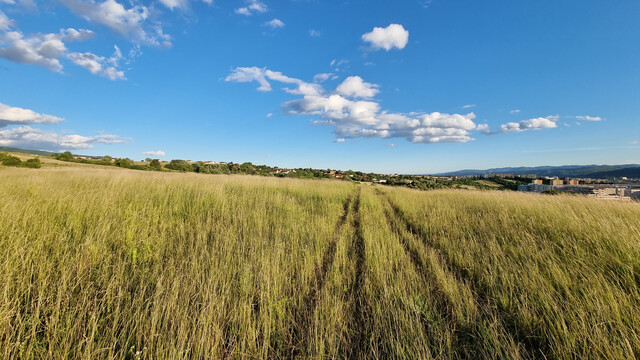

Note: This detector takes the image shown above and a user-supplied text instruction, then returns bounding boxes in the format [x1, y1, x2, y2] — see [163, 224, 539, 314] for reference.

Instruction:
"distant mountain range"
[435, 164, 640, 178]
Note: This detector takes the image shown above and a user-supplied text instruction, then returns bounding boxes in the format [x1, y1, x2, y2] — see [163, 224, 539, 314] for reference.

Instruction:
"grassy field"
[1, 163, 639, 359]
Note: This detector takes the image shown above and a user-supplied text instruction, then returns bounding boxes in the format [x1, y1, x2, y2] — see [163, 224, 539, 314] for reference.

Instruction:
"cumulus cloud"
[0, 29, 67, 72]
[0, 13, 125, 78]
[336, 76, 379, 98]
[265, 18, 284, 28]
[0, 102, 64, 127]
[362, 23, 409, 51]
[576, 115, 602, 121]
[235, 0, 267, 15]
[0, 101, 126, 150]
[59, 0, 171, 47]
[68, 45, 125, 80]
[143, 150, 165, 156]
[500, 115, 558, 133]
[0, 126, 126, 150]
[228, 67, 485, 144]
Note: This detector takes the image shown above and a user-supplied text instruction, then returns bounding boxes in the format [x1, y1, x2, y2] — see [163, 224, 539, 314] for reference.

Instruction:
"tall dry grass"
[1, 165, 639, 359]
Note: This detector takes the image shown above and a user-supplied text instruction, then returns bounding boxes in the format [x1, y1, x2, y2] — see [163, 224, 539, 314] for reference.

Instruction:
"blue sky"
[1, 0, 639, 173]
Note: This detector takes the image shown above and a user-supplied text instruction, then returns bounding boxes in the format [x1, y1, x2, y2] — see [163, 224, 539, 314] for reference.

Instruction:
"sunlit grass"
[1, 165, 638, 359]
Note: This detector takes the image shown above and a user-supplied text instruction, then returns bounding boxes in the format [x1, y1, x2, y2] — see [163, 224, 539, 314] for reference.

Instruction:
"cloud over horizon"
[0, 101, 127, 150]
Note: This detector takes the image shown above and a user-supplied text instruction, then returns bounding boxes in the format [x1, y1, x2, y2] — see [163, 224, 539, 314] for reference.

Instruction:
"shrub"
[114, 158, 134, 168]
[24, 158, 41, 168]
[1, 155, 22, 167]
[165, 159, 194, 172]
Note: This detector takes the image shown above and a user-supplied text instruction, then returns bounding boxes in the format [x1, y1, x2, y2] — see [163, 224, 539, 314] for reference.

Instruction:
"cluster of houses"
[518, 177, 640, 201]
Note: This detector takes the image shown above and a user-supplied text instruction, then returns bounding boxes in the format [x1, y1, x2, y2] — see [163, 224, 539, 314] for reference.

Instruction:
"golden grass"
[1, 165, 639, 359]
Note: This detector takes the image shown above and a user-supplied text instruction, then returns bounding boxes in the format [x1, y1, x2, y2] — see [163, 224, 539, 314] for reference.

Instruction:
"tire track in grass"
[376, 190, 472, 358]
[345, 189, 368, 360]
[290, 190, 354, 358]
[378, 190, 550, 359]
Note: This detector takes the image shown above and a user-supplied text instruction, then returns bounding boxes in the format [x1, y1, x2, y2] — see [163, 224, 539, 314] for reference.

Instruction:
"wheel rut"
[290, 190, 354, 358]
[344, 189, 368, 360]
[377, 190, 550, 359]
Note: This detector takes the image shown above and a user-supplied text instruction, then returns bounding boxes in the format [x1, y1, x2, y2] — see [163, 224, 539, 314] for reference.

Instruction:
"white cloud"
[0, 13, 126, 78]
[362, 23, 409, 51]
[510, 109, 520, 114]
[266, 113, 273, 118]
[336, 76, 379, 98]
[143, 150, 165, 156]
[0, 11, 15, 31]
[335, 138, 346, 143]
[313, 73, 333, 83]
[576, 115, 602, 121]
[500, 115, 558, 133]
[0, 29, 67, 72]
[309, 29, 320, 37]
[0, 125, 126, 150]
[225, 66, 322, 95]
[0, 102, 64, 127]
[228, 67, 484, 144]
[59, 0, 171, 47]
[68, 45, 125, 80]
[265, 18, 284, 28]
[60, 28, 95, 42]
[463, 104, 476, 108]
[235, 0, 267, 15]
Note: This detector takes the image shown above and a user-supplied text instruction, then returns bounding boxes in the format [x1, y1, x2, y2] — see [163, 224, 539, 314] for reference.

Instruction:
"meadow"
[1, 161, 639, 359]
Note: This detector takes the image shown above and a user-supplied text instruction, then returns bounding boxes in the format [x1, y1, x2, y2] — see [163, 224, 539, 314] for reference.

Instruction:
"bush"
[52, 151, 74, 162]
[24, 158, 41, 168]
[1, 155, 22, 167]
[114, 158, 134, 168]
[165, 160, 194, 172]
[149, 159, 162, 170]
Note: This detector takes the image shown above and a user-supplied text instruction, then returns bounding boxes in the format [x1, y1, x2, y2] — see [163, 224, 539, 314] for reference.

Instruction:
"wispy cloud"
[510, 109, 520, 114]
[235, 0, 267, 15]
[143, 150, 165, 156]
[265, 18, 284, 29]
[576, 115, 602, 121]
[463, 104, 476, 109]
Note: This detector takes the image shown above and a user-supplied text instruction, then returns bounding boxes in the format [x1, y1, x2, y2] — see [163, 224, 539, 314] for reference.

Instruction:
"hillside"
[1, 165, 638, 359]
[0, 146, 55, 157]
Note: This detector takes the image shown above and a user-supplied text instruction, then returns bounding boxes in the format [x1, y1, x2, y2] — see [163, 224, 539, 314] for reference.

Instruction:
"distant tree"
[149, 159, 162, 170]
[102, 155, 113, 162]
[145, 158, 153, 162]
[54, 151, 74, 162]
[114, 158, 134, 168]
[24, 158, 41, 168]
[165, 160, 194, 172]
